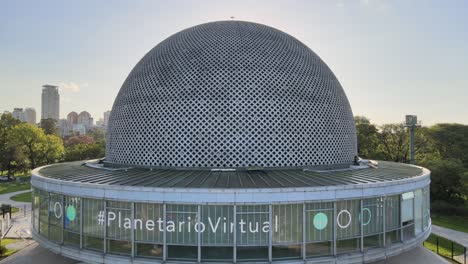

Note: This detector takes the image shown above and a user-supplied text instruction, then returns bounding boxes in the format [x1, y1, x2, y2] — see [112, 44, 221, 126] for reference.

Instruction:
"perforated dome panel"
[106, 21, 357, 169]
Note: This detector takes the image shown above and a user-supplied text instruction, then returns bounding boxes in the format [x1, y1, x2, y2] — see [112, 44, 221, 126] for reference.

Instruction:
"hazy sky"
[1, 0, 467, 125]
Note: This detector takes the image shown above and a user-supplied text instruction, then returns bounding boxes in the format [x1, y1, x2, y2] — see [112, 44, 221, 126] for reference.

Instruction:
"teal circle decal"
[313, 212, 328, 230]
[66, 205, 76, 221]
[358, 208, 372, 226]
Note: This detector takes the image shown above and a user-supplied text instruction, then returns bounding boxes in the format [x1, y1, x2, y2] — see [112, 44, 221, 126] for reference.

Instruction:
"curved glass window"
[49, 193, 63, 243]
[236, 205, 269, 261]
[362, 198, 383, 248]
[305, 202, 333, 257]
[32, 186, 430, 262]
[83, 198, 104, 251]
[64, 195, 81, 247]
[106, 201, 132, 255]
[134, 202, 163, 259]
[272, 204, 302, 260]
[336, 200, 360, 253]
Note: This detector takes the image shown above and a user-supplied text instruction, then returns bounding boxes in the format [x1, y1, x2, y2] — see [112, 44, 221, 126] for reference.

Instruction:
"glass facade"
[32, 188, 430, 262]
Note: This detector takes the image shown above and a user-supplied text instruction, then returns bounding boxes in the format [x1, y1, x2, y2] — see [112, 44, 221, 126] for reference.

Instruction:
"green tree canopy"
[8, 123, 47, 169]
[0, 113, 23, 177]
[40, 118, 58, 135]
[427, 123, 468, 168]
[41, 134, 65, 164]
[420, 158, 465, 204]
[354, 116, 380, 159]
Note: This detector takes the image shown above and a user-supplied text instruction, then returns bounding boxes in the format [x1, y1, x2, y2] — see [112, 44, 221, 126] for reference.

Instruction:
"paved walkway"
[431, 224, 468, 248]
[373, 245, 449, 264]
[0, 190, 32, 239]
[0, 189, 31, 209]
[4, 212, 31, 239]
[0, 241, 79, 264]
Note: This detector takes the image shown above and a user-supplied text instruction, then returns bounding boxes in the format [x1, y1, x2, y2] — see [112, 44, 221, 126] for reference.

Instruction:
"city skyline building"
[67, 111, 78, 125]
[11, 107, 37, 124]
[12, 108, 25, 122]
[24, 107, 37, 124]
[77, 111, 93, 127]
[41, 84, 60, 121]
[103, 110, 111, 127]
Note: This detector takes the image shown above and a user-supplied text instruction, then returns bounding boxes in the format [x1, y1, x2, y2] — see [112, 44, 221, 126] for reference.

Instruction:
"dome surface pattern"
[106, 21, 357, 169]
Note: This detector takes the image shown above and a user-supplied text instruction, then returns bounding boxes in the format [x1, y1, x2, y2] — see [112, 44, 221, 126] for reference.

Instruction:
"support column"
[302, 203, 306, 261]
[233, 205, 237, 263]
[47, 192, 50, 239]
[333, 201, 337, 256]
[382, 197, 386, 248]
[80, 198, 83, 249]
[61, 195, 64, 245]
[360, 200, 364, 252]
[410, 126, 415, 164]
[268, 204, 272, 263]
[197, 205, 201, 263]
[131, 202, 135, 258]
[103, 200, 107, 254]
[163, 203, 167, 261]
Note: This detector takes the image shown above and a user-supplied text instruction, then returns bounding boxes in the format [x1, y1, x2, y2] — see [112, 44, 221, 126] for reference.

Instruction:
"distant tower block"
[41, 85, 60, 120]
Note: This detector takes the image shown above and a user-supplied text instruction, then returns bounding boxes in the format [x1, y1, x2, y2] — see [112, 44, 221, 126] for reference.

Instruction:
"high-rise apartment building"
[24, 108, 37, 124]
[12, 108, 25, 121]
[41, 85, 60, 120]
[103, 110, 111, 127]
[67, 111, 78, 125]
[78, 111, 93, 127]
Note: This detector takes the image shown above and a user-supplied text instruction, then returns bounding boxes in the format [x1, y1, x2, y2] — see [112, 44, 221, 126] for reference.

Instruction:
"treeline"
[1, 112, 466, 214]
[355, 116, 468, 215]
[0, 113, 105, 178]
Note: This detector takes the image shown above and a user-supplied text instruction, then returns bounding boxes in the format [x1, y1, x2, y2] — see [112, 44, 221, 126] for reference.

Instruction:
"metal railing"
[424, 233, 467, 264]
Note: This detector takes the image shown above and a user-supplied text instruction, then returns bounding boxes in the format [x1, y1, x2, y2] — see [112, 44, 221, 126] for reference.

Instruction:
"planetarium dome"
[105, 20, 357, 169]
[32, 20, 431, 264]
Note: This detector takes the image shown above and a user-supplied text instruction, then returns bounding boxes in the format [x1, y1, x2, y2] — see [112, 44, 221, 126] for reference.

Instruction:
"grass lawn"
[0, 182, 30, 195]
[424, 233, 465, 260]
[431, 214, 468, 233]
[10, 191, 31, 203]
[0, 238, 20, 259]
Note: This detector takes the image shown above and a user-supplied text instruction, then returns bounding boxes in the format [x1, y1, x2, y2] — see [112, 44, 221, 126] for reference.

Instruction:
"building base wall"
[33, 225, 431, 264]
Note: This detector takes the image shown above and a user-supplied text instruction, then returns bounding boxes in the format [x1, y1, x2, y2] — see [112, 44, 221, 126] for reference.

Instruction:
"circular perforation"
[106, 21, 357, 169]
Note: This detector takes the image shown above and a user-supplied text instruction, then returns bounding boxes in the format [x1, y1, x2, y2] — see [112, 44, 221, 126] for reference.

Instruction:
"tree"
[376, 124, 409, 162]
[64, 142, 105, 162]
[354, 116, 380, 159]
[427, 124, 468, 168]
[64, 135, 94, 147]
[41, 134, 65, 164]
[420, 158, 465, 204]
[40, 118, 58, 135]
[87, 127, 106, 143]
[0, 113, 22, 177]
[8, 123, 47, 169]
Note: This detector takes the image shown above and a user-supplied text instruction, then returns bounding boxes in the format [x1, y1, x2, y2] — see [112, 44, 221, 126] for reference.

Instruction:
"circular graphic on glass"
[313, 212, 328, 230]
[359, 208, 372, 226]
[66, 205, 76, 221]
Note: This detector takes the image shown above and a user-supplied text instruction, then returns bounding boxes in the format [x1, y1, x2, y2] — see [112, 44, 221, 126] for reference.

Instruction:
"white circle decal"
[54, 202, 62, 218]
[337, 210, 351, 229]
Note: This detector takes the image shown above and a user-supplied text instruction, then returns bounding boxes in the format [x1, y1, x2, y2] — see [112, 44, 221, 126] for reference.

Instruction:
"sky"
[1, 0, 467, 125]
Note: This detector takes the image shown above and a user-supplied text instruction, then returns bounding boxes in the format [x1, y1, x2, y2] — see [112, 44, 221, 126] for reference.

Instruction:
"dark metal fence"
[424, 234, 466, 264]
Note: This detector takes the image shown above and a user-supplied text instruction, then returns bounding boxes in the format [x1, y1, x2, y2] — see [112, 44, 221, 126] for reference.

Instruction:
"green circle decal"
[313, 212, 328, 230]
[66, 205, 76, 221]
